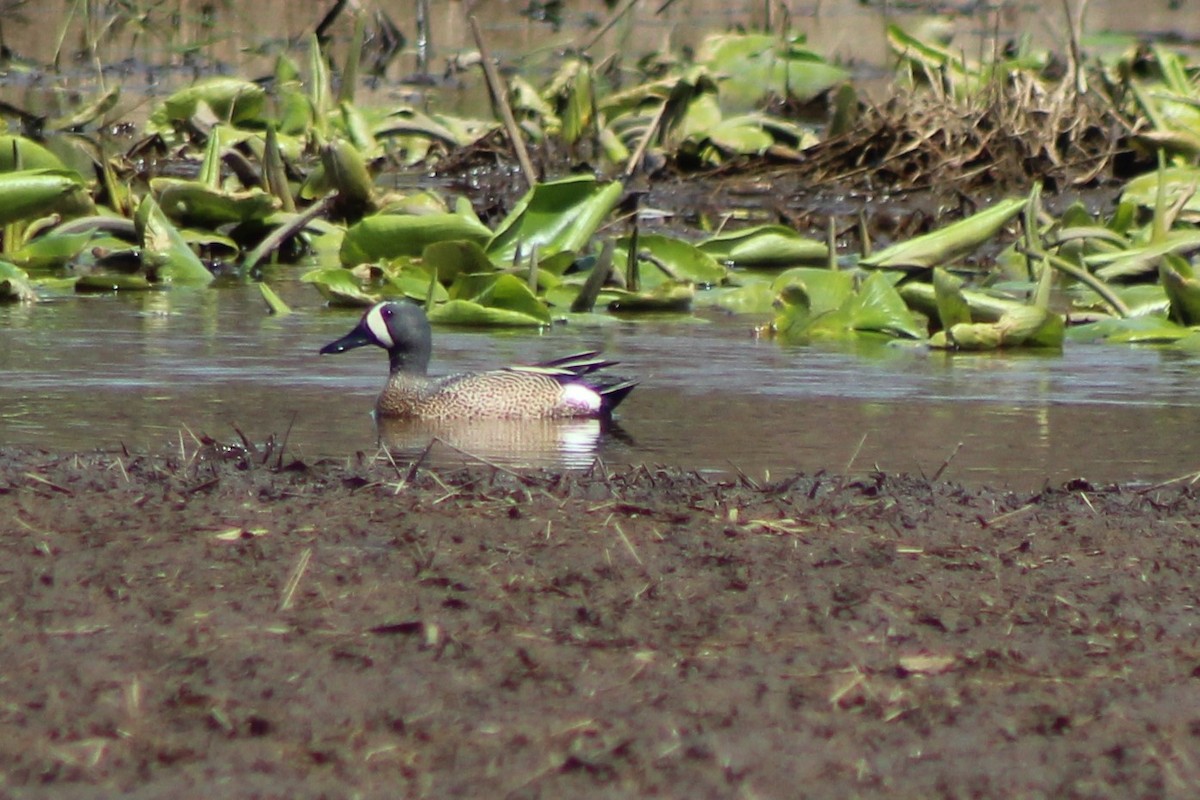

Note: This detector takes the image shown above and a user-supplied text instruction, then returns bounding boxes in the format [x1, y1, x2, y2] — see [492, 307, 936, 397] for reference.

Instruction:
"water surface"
[3, 1, 1200, 488]
[5, 286, 1200, 489]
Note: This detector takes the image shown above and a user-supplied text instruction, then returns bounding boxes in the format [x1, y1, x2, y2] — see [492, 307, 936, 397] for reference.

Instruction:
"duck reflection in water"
[376, 416, 634, 470]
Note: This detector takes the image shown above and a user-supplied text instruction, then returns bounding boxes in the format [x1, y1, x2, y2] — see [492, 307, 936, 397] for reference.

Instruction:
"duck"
[319, 301, 638, 420]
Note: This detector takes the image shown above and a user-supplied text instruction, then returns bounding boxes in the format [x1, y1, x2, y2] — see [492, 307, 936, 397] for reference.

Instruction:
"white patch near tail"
[559, 383, 602, 415]
[365, 304, 394, 348]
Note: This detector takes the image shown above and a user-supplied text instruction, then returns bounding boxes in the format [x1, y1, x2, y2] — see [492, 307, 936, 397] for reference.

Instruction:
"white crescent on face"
[365, 304, 395, 349]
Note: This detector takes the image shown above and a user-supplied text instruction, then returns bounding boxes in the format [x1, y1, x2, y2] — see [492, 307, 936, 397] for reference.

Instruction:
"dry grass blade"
[278, 547, 313, 612]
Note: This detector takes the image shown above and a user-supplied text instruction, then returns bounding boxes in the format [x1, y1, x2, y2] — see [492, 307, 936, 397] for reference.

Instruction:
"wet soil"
[3, 443, 1199, 798]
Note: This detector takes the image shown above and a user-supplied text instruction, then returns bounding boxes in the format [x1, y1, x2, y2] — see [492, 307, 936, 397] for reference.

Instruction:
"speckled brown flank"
[376, 369, 592, 419]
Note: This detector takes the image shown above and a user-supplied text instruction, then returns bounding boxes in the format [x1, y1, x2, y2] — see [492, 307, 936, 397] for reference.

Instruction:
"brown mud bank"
[2, 444, 1199, 798]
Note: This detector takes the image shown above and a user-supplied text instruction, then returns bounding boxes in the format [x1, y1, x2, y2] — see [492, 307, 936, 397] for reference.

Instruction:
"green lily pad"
[1159, 255, 1200, 325]
[8, 229, 94, 272]
[74, 273, 153, 292]
[860, 196, 1026, 270]
[0, 261, 35, 302]
[699, 280, 777, 314]
[135, 196, 213, 285]
[158, 78, 267, 126]
[153, 178, 281, 227]
[607, 282, 696, 313]
[426, 299, 548, 327]
[775, 271, 923, 342]
[933, 306, 1064, 350]
[340, 212, 492, 266]
[488, 176, 623, 265]
[0, 136, 67, 171]
[771, 267, 855, 314]
[301, 266, 378, 307]
[0, 169, 91, 226]
[933, 267, 972, 329]
[699, 32, 849, 110]
[423, 240, 495, 284]
[1121, 166, 1200, 214]
[444, 272, 551, 325]
[1066, 315, 1191, 344]
[386, 266, 449, 304]
[700, 225, 828, 268]
[616, 234, 728, 288]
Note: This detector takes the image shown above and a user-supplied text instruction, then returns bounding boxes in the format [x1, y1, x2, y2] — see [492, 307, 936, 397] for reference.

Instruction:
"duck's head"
[319, 301, 432, 374]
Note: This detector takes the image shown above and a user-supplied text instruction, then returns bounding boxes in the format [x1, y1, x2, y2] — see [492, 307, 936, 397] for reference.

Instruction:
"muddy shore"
[2, 443, 1198, 798]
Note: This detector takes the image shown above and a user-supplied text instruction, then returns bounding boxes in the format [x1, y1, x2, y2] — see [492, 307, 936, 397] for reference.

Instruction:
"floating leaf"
[301, 266, 377, 306]
[932, 267, 972, 329]
[74, 273, 153, 292]
[775, 271, 922, 342]
[488, 176, 623, 265]
[1087, 230, 1200, 281]
[0, 261, 35, 302]
[427, 299, 548, 327]
[1159, 255, 1200, 326]
[134, 195, 213, 285]
[899, 281, 1025, 323]
[152, 178, 280, 227]
[607, 282, 696, 313]
[616, 234, 727, 288]
[699, 280, 777, 314]
[340, 212, 492, 266]
[8, 229, 93, 272]
[934, 306, 1064, 350]
[386, 265, 449, 304]
[860, 197, 1026, 270]
[159, 77, 266, 125]
[0, 136, 67, 171]
[1120, 166, 1200, 215]
[442, 272, 551, 325]
[772, 267, 855, 314]
[1066, 315, 1191, 344]
[699, 33, 849, 110]
[0, 170, 91, 226]
[257, 282, 291, 315]
[422, 240, 495, 284]
[848, 271, 927, 339]
[699, 225, 827, 268]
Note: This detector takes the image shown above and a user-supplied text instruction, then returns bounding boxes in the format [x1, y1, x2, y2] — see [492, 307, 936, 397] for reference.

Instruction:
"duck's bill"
[319, 326, 373, 355]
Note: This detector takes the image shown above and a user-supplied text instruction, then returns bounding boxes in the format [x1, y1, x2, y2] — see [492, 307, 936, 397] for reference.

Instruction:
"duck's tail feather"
[514, 351, 637, 413]
[595, 378, 639, 413]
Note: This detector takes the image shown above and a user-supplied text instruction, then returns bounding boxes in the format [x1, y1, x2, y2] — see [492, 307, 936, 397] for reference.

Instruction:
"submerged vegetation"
[2, 3, 1200, 353]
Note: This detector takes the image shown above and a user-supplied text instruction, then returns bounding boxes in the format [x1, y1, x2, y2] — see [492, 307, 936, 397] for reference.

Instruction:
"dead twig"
[469, 15, 537, 189]
[930, 441, 964, 483]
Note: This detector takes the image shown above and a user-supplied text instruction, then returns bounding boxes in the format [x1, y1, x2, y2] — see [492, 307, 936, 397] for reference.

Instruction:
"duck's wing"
[508, 354, 638, 414]
[514, 351, 616, 378]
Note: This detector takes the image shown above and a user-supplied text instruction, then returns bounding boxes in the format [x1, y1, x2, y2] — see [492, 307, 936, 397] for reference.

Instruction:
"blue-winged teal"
[320, 301, 638, 420]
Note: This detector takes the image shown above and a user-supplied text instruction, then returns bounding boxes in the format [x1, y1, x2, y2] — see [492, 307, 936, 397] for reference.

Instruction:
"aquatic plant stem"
[578, 0, 640, 53]
[469, 16, 537, 190]
[242, 192, 338, 271]
[571, 239, 614, 313]
[1016, 243, 1130, 318]
[624, 99, 669, 179]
